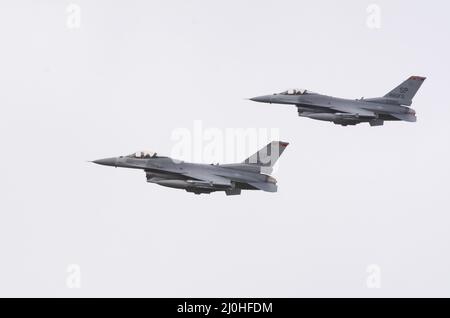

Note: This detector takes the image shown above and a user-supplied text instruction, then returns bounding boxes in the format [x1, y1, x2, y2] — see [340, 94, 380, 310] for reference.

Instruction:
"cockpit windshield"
[128, 150, 157, 159]
[280, 89, 315, 95]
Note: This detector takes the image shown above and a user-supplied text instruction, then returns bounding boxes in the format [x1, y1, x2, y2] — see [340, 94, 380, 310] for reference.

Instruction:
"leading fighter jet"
[250, 76, 426, 126]
[92, 141, 288, 195]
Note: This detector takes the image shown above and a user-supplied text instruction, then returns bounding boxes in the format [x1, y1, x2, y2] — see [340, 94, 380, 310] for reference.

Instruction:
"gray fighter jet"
[92, 141, 288, 195]
[250, 76, 426, 126]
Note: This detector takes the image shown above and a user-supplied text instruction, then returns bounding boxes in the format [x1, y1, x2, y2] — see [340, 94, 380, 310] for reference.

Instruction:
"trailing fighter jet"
[92, 141, 289, 195]
[250, 76, 426, 126]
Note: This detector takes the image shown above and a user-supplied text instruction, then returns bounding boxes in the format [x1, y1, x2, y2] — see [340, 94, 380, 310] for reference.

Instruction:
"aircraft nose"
[92, 157, 117, 167]
[250, 95, 273, 104]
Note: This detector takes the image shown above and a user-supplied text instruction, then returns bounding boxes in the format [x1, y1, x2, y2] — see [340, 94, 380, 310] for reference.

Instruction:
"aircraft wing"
[181, 170, 278, 192]
[329, 104, 417, 122]
[328, 105, 377, 118]
[247, 182, 278, 193]
[181, 170, 232, 187]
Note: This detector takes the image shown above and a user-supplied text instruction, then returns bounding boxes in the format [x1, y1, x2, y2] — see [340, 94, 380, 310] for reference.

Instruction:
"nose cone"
[92, 157, 118, 167]
[250, 95, 273, 104]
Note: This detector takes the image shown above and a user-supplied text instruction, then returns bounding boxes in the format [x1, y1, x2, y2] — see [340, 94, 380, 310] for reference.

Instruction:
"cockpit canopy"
[128, 150, 157, 159]
[279, 89, 316, 95]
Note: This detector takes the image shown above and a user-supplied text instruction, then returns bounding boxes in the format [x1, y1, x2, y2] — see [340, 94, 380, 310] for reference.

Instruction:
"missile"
[154, 179, 218, 190]
[154, 179, 190, 189]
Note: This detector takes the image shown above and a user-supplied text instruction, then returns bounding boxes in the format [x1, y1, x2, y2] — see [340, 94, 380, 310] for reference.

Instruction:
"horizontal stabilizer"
[391, 113, 417, 122]
[247, 182, 278, 193]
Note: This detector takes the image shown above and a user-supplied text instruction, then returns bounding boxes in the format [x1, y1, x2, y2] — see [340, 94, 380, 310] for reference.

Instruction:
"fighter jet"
[250, 76, 426, 126]
[92, 141, 288, 195]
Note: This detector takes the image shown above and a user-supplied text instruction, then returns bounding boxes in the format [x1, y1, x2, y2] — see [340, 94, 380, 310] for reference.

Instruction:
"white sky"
[0, 0, 449, 297]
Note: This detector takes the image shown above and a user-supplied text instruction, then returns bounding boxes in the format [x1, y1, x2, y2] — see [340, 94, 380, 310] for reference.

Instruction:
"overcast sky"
[0, 0, 449, 297]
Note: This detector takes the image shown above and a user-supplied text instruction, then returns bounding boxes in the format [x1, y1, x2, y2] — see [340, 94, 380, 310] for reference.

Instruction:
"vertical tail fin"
[384, 76, 426, 106]
[243, 141, 289, 167]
